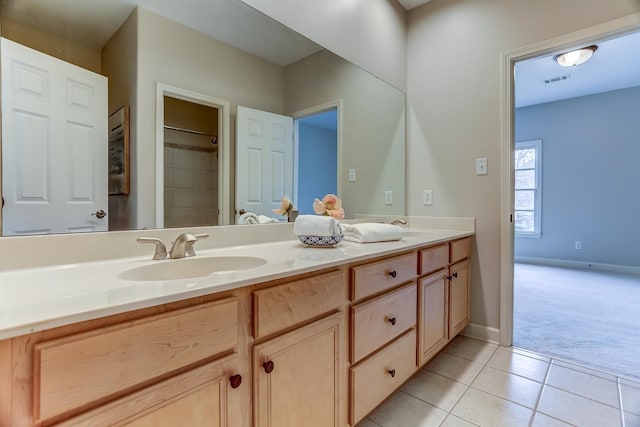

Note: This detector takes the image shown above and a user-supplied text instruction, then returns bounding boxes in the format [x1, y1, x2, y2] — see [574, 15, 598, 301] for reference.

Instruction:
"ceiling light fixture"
[553, 45, 598, 67]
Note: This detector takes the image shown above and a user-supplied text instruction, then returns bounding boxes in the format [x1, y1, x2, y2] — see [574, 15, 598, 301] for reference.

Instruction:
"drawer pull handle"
[229, 374, 243, 389]
[388, 369, 396, 378]
[263, 360, 275, 374]
[388, 317, 397, 326]
[388, 270, 397, 278]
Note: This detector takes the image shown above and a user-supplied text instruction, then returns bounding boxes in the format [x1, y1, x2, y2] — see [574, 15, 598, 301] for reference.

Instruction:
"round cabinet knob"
[388, 270, 397, 278]
[388, 317, 397, 326]
[229, 374, 242, 389]
[91, 209, 107, 219]
[452, 272, 459, 278]
[263, 360, 275, 374]
[388, 369, 396, 378]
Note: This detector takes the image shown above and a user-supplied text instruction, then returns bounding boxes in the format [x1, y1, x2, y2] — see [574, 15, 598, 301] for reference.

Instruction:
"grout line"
[618, 378, 626, 427]
[528, 358, 554, 427]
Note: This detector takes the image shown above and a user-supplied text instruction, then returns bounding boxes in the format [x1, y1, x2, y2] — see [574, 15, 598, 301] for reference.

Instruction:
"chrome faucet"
[169, 233, 209, 259]
[137, 237, 168, 260]
[378, 218, 407, 226]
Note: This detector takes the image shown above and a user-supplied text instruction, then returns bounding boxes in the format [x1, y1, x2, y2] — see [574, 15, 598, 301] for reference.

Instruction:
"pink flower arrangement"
[313, 194, 345, 219]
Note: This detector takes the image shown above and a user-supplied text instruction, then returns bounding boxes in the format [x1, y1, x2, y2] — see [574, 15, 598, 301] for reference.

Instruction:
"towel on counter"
[237, 212, 279, 225]
[340, 223, 403, 243]
[293, 215, 341, 237]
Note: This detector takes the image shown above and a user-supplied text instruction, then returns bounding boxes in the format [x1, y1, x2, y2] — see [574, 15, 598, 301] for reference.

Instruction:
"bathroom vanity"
[0, 219, 473, 426]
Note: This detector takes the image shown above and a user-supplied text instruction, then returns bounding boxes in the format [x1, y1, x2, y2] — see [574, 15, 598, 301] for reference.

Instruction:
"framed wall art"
[108, 105, 130, 195]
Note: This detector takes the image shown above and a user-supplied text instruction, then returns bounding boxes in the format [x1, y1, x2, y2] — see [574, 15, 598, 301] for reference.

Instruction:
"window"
[515, 139, 542, 237]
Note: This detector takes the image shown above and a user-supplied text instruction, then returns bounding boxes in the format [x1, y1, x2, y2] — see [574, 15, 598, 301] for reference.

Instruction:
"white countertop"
[0, 219, 473, 340]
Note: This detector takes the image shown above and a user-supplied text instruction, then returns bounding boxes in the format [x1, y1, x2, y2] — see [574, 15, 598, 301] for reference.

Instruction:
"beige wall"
[284, 50, 405, 217]
[135, 7, 286, 229]
[102, 10, 138, 231]
[240, 0, 407, 92]
[0, 18, 101, 73]
[406, 0, 640, 331]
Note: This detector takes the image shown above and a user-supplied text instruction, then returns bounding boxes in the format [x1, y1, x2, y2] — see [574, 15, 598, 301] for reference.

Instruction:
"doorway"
[163, 96, 219, 228]
[501, 18, 640, 377]
[154, 83, 231, 228]
[295, 108, 338, 215]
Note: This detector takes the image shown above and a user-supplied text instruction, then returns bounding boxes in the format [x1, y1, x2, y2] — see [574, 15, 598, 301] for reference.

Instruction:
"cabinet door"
[418, 269, 448, 366]
[55, 354, 243, 427]
[449, 259, 470, 338]
[253, 312, 344, 427]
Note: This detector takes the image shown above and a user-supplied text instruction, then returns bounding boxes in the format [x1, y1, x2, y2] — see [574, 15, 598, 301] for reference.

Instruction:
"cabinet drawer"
[419, 244, 448, 275]
[351, 253, 417, 301]
[350, 329, 417, 425]
[55, 353, 241, 427]
[253, 269, 346, 339]
[34, 298, 239, 423]
[450, 237, 471, 264]
[351, 283, 417, 363]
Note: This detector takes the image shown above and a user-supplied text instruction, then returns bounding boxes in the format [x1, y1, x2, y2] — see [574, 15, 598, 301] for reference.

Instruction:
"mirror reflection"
[0, 0, 405, 236]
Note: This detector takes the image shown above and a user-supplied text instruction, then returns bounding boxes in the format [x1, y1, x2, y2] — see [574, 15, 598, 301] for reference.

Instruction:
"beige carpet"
[513, 262, 640, 381]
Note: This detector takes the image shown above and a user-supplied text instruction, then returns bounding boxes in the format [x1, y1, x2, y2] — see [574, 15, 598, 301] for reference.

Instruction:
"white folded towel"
[238, 212, 279, 225]
[340, 223, 403, 243]
[294, 215, 341, 237]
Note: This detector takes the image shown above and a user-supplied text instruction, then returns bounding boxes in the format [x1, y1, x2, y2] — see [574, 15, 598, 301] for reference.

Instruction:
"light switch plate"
[476, 157, 488, 175]
[348, 169, 356, 182]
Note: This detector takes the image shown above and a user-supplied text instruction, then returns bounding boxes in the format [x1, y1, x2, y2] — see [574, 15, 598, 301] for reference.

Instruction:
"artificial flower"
[273, 196, 294, 216]
[313, 194, 345, 219]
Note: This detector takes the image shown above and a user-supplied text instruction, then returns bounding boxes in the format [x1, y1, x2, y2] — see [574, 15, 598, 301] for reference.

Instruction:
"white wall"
[407, 0, 640, 330]
[239, 0, 407, 92]
[515, 86, 640, 267]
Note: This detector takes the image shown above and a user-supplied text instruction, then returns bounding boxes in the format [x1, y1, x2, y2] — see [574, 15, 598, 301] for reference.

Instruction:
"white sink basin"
[119, 256, 268, 281]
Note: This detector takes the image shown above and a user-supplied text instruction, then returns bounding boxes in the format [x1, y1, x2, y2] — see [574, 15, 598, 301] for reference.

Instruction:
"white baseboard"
[462, 323, 500, 344]
[515, 256, 640, 274]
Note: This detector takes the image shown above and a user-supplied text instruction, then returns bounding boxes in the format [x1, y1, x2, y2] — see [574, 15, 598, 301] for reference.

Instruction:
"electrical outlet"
[423, 190, 433, 205]
[575, 241, 582, 250]
[384, 190, 393, 205]
[348, 169, 356, 182]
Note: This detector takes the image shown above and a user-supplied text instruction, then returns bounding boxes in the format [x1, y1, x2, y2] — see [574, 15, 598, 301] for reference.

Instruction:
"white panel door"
[236, 106, 293, 219]
[1, 38, 108, 235]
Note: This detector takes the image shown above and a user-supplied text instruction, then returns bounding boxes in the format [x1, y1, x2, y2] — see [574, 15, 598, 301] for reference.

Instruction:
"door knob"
[92, 209, 107, 219]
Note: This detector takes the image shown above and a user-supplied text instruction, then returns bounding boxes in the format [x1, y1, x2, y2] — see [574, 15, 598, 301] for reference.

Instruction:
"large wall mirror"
[0, 0, 406, 236]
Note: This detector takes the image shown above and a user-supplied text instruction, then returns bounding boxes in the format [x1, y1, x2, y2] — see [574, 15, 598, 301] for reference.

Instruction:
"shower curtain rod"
[163, 125, 216, 138]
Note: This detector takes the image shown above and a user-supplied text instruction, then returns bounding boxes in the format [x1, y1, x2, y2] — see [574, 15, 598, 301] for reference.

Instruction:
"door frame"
[155, 83, 231, 227]
[499, 13, 640, 346]
[291, 99, 343, 207]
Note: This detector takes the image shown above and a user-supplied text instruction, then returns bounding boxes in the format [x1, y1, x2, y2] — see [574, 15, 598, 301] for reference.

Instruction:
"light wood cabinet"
[350, 329, 417, 425]
[253, 312, 345, 427]
[350, 283, 417, 363]
[418, 269, 448, 366]
[0, 234, 473, 427]
[34, 298, 239, 422]
[55, 354, 243, 427]
[418, 237, 472, 367]
[449, 259, 471, 338]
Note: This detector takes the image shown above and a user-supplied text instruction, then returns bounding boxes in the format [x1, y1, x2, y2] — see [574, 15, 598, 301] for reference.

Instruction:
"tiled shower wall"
[164, 144, 218, 228]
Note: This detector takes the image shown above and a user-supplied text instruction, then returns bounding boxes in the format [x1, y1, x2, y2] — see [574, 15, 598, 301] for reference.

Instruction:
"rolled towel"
[238, 212, 259, 224]
[294, 215, 341, 237]
[340, 223, 403, 243]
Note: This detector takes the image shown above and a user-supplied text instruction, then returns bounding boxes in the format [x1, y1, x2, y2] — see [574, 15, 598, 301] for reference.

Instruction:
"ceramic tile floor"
[356, 336, 640, 427]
